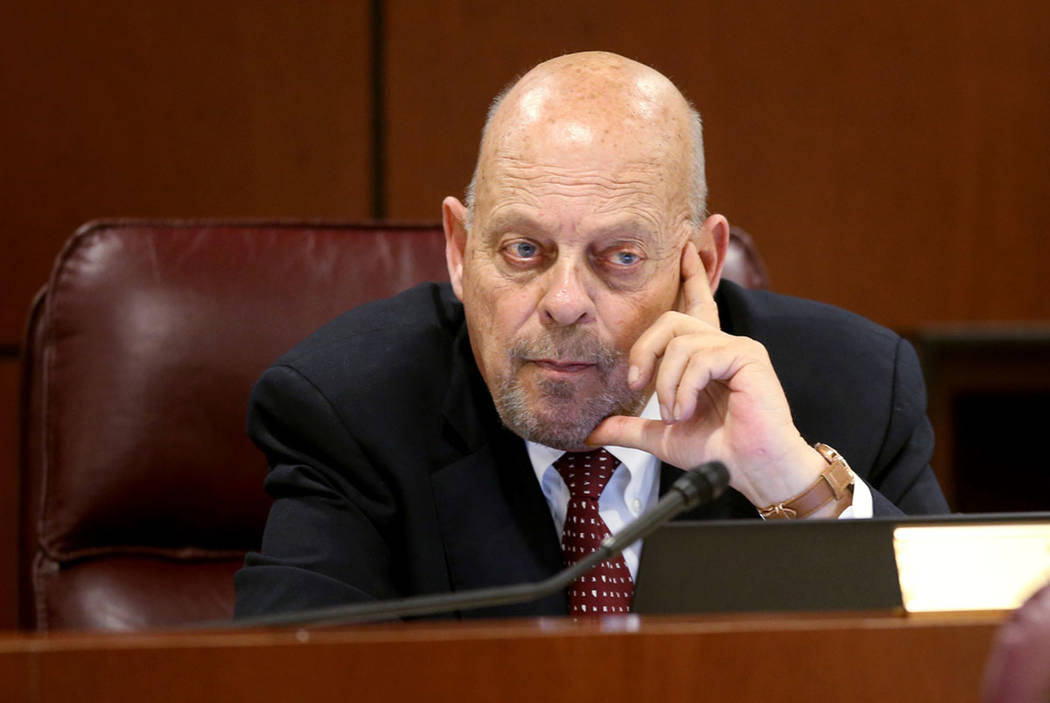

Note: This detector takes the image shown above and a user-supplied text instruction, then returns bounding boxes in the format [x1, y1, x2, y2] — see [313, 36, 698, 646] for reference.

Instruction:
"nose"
[538, 259, 595, 327]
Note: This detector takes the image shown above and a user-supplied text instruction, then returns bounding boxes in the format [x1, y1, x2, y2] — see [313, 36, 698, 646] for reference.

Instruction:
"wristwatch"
[758, 443, 856, 519]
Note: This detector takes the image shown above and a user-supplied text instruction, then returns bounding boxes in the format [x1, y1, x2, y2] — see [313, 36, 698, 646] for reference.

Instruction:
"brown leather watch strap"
[758, 443, 855, 519]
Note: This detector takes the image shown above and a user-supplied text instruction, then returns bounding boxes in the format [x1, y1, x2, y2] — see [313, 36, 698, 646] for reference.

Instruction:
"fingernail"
[660, 404, 669, 423]
[673, 403, 681, 422]
[628, 365, 639, 386]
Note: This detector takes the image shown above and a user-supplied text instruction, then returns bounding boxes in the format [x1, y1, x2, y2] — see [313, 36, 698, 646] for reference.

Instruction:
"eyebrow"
[483, 209, 661, 243]
[587, 219, 661, 242]
[483, 210, 547, 239]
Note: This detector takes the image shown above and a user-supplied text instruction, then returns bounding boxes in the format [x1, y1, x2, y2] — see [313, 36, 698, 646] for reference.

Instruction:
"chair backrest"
[18, 220, 768, 630]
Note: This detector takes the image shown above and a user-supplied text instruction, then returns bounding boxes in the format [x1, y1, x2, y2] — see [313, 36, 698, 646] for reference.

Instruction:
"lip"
[530, 359, 597, 374]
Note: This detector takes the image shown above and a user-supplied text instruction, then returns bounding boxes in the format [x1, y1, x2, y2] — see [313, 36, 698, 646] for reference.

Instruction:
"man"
[235, 52, 947, 619]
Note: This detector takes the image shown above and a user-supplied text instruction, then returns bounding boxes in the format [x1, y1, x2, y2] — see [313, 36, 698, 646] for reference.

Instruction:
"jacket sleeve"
[867, 337, 950, 516]
[233, 363, 401, 619]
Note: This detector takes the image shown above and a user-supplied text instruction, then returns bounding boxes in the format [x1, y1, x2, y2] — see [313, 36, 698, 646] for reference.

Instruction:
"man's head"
[443, 51, 728, 450]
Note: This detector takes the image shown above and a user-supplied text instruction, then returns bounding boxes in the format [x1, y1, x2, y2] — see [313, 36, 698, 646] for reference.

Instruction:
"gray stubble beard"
[491, 330, 648, 450]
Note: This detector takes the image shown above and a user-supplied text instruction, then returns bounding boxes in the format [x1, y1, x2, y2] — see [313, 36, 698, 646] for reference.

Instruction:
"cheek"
[604, 304, 656, 350]
[464, 271, 535, 332]
[599, 279, 679, 350]
[461, 267, 540, 365]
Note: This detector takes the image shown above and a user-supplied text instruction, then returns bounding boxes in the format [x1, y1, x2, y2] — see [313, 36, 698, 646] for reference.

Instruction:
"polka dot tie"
[553, 448, 634, 616]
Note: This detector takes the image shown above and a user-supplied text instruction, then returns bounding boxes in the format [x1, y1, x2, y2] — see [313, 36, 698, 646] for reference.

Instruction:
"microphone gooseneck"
[228, 461, 730, 629]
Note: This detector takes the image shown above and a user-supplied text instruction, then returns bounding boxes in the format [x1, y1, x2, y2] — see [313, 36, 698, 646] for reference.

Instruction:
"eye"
[512, 241, 539, 258]
[601, 246, 644, 269]
[502, 239, 542, 263]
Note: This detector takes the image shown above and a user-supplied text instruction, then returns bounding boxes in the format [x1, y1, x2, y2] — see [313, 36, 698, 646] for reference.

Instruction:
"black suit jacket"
[234, 281, 948, 619]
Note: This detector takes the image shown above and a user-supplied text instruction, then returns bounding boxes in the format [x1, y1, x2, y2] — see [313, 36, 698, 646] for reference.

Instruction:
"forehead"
[475, 139, 690, 244]
[485, 98, 685, 182]
[480, 157, 672, 238]
[471, 57, 698, 244]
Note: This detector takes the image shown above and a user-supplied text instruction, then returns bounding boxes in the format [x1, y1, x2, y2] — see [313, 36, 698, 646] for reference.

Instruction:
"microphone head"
[674, 461, 730, 508]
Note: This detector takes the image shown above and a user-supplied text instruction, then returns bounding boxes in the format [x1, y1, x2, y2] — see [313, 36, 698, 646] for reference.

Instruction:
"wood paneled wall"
[1, 1, 1047, 629]
[385, 0, 1050, 327]
[0, 2, 374, 338]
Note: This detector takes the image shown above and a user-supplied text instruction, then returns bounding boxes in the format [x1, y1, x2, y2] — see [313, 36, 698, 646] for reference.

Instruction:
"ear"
[442, 196, 469, 301]
[696, 214, 729, 293]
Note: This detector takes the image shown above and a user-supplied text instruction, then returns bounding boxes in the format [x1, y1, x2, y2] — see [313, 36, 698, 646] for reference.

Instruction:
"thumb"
[586, 414, 671, 455]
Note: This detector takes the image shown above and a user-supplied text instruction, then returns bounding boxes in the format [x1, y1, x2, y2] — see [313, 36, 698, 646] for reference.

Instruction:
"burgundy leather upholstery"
[721, 225, 771, 291]
[18, 220, 768, 631]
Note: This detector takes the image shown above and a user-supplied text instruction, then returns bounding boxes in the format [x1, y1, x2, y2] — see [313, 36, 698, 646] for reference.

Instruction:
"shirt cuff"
[837, 476, 873, 519]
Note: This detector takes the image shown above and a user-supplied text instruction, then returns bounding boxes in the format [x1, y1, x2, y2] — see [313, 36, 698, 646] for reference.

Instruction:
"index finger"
[678, 241, 720, 328]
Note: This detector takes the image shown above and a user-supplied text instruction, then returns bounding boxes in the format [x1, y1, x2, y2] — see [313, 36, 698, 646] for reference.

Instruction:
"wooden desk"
[0, 611, 1003, 703]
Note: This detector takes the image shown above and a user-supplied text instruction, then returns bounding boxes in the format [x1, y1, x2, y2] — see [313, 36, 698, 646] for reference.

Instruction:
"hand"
[586, 242, 827, 509]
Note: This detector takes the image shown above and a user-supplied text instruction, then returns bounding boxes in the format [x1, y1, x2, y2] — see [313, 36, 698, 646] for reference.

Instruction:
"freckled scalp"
[464, 52, 706, 234]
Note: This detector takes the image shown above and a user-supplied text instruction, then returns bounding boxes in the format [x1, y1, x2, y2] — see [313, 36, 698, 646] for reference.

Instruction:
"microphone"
[231, 460, 730, 629]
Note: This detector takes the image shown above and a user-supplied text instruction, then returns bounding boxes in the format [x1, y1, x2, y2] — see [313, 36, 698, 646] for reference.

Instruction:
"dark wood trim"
[369, 0, 386, 219]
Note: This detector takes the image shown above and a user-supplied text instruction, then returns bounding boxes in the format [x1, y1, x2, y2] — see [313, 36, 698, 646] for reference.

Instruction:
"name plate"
[634, 514, 1050, 616]
[894, 522, 1050, 612]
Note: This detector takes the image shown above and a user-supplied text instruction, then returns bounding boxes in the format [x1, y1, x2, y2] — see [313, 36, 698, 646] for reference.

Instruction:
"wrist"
[742, 439, 827, 508]
[756, 443, 856, 520]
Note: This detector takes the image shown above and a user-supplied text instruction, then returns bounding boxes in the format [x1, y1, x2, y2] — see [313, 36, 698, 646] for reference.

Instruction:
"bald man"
[235, 52, 947, 619]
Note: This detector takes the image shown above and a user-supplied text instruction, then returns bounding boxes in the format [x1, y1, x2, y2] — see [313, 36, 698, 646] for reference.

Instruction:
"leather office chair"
[18, 220, 769, 631]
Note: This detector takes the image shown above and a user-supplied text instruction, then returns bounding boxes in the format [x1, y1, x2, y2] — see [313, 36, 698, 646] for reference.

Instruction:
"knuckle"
[665, 335, 693, 357]
[744, 337, 771, 361]
[630, 347, 656, 369]
[660, 310, 689, 326]
[683, 352, 708, 378]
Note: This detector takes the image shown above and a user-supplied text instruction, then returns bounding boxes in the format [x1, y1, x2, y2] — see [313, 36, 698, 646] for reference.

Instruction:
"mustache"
[508, 329, 622, 370]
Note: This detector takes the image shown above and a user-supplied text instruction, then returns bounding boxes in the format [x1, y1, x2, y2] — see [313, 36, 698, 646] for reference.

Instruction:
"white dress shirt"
[526, 395, 873, 580]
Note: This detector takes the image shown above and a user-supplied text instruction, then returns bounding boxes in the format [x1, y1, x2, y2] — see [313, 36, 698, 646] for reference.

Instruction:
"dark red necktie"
[553, 448, 634, 615]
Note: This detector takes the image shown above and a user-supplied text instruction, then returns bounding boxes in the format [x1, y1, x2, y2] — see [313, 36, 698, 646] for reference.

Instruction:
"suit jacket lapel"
[430, 323, 566, 617]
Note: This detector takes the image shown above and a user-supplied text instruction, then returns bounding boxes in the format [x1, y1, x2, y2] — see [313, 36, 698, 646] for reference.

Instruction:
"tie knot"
[553, 448, 618, 499]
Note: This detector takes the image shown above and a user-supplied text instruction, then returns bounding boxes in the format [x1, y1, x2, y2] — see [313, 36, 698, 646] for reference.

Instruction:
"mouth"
[529, 359, 598, 375]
